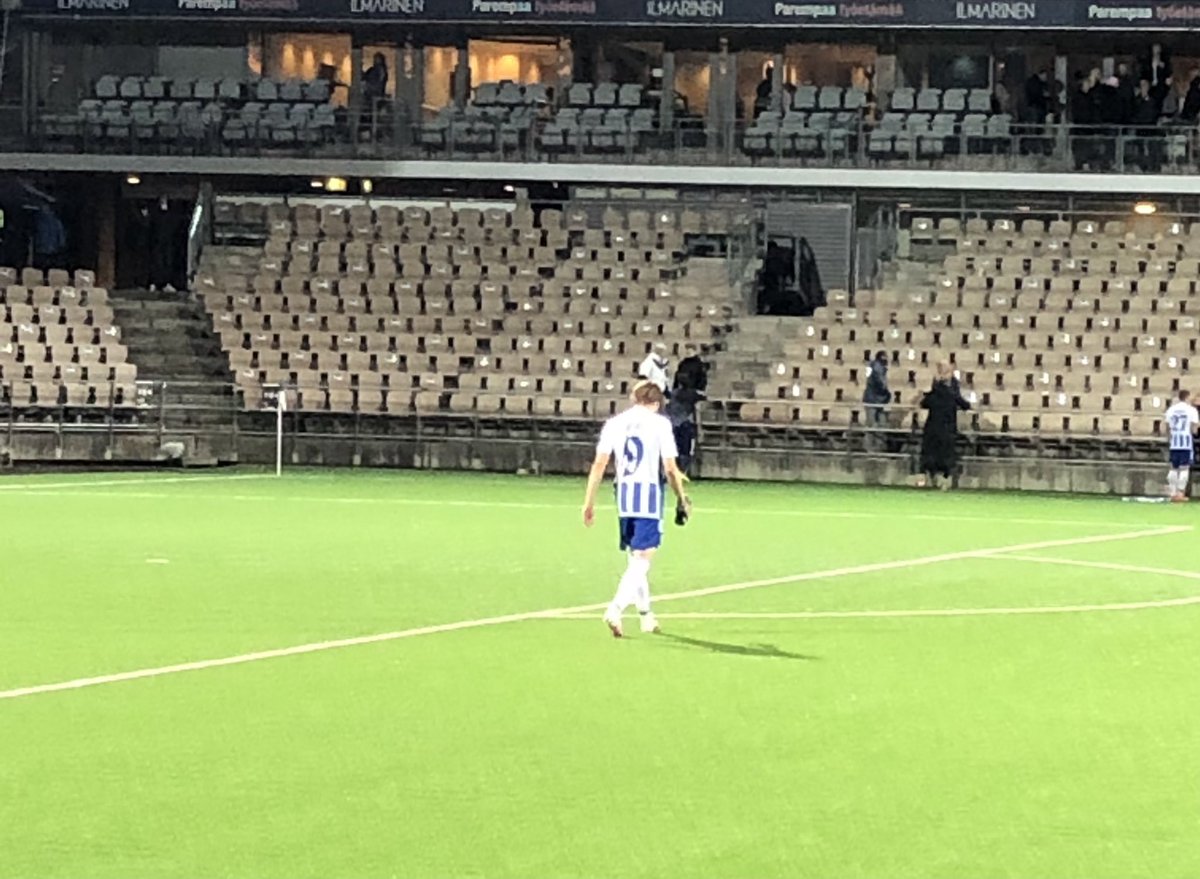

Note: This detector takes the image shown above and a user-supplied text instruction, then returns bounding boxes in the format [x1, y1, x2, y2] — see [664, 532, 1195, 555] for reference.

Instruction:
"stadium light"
[326, 177, 348, 193]
[362, 179, 374, 195]
[1134, 201, 1157, 216]
[125, 174, 141, 185]
[310, 179, 325, 189]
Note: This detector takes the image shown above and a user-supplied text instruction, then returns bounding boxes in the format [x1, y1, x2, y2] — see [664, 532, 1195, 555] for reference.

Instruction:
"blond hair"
[631, 380, 665, 408]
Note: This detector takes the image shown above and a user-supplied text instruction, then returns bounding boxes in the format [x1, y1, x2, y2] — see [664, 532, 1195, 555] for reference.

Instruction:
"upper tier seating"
[41, 75, 338, 150]
[419, 81, 660, 157]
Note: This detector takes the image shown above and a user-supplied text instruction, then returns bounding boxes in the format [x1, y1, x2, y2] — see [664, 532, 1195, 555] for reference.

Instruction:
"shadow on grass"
[657, 633, 819, 661]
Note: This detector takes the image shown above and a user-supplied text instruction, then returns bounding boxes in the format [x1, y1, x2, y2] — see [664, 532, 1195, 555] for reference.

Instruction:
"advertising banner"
[23, 0, 1200, 29]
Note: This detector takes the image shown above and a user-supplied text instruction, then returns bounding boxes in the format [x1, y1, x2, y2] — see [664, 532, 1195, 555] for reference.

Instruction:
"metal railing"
[18, 114, 1200, 177]
[1, 378, 1169, 453]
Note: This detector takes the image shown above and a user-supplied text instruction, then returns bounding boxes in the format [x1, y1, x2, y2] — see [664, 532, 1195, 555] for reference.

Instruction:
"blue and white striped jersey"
[1165, 401, 1199, 452]
[597, 405, 679, 519]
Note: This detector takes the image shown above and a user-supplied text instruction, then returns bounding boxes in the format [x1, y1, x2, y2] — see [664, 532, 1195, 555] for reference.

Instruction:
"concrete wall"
[3, 429, 1163, 497]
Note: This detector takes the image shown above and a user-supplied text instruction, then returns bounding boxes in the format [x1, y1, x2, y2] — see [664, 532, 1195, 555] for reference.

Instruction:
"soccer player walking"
[1165, 390, 1199, 502]
[582, 381, 691, 638]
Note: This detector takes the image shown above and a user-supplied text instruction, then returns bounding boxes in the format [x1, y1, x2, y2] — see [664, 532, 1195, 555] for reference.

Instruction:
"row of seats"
[889, 87, 993, 114]
[911, 216, 1200, 245]
[4, 380, 138, 409]
[474, 81, 551, 107]
[768, 85, 869, 113]
[92, 75, 331, 104]
[738, 398, 1172, 439]
[0, 268, 96, 289]
[245, 377, 633, 418]
[219, 201, 731, 237]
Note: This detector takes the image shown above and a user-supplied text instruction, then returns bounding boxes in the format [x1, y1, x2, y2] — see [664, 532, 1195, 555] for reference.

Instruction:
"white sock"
[630, 556, 653, 614]
[1179, 467, 1191, 495]
[1168, 470, 1180, 494]
[607, 555, 650, 619]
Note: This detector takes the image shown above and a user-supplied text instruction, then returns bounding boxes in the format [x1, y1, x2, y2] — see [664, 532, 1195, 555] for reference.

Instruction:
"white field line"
[0, 473, 272, 491]
[552, 553, 1200, 621]
[0, 525, 1186, 703]
[996, 554, 1200, 580]
[0, 484, 1189, 531]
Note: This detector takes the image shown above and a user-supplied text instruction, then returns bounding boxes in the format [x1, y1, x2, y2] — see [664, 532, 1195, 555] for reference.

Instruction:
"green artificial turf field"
[1, 469, 1197, 879]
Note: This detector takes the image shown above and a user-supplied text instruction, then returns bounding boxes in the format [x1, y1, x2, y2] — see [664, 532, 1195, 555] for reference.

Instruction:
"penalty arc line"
[0, 524, 1187, 703]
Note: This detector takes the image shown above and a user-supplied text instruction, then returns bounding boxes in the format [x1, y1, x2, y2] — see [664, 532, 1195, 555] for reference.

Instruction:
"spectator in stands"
[1021, 69, 1051, 155]
[364, 53, 389, 105]
[863, 351, 891, 429]
[638, 345, 670, 393]
[1131, 79, 1163, 171]
[1141, 43, 1172, 109]
[1023, 69, 1050, 123]
[755, 65, 774, 116]
[917, 361, 970, 490]
[1116, 63, 1136, 125]
[1070, 70, 1103, 169]
[1180, 70, 1200, 123]
[674, 344, 709, 395]
[665, 385, 703, 477]
[362, 53, 389, 139]
[32, 206, 66, 271]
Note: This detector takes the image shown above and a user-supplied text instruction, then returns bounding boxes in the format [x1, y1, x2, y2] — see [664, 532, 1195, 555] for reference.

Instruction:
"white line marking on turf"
[995, 554, 1200, 581]
[0, 474, 271, 491]
[0, 485, 1188, 532]
[0, 525, 1186, 703]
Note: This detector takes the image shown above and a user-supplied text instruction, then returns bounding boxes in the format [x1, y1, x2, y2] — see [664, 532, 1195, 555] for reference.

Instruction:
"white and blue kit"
[1165, 400, 1199, 468]
[596, 405, 678, 552]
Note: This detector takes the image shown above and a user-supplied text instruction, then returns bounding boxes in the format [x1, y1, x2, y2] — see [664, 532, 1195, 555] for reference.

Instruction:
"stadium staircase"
[109, 286, 237, 464]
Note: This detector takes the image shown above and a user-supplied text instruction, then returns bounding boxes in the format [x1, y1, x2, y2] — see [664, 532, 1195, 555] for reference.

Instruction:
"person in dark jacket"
[1131, 79, 1163, 171]
[863, 351, 891, 427]
[918, 361, 970, 489]
[665, 385, 703, 478]
[673, 344, 708, 395]
[1181, 69, 1200, 123]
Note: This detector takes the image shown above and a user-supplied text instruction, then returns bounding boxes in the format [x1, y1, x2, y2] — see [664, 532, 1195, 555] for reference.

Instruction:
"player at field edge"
[1164, 389, 1199, 502]
[582, 380, 692, 638]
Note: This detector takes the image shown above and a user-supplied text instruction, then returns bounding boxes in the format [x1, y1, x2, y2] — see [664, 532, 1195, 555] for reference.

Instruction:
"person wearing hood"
[863, 351, 892, 427]
[917, 361, 970, 489]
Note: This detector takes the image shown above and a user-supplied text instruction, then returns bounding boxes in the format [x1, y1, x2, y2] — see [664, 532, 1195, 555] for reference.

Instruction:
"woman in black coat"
[918, 362, 970, 488]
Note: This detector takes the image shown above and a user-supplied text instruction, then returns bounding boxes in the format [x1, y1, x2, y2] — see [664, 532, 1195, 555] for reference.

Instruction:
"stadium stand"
[0, 267, 137, 410]
[196, 200, 748, 416]
[41, 76, 337, 151]
[723, 214, 1198, 443]
[418, 80, 661, 158]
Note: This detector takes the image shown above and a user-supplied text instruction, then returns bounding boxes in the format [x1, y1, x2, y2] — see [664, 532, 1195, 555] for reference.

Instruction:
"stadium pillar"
[707, 41, 736, 160]
[771, 53, 784, 110]
[396, 41, 423, 147]
[348, 45, 364, 146]
[453, 46, 470, 109]
[660, 52, 675, 133]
